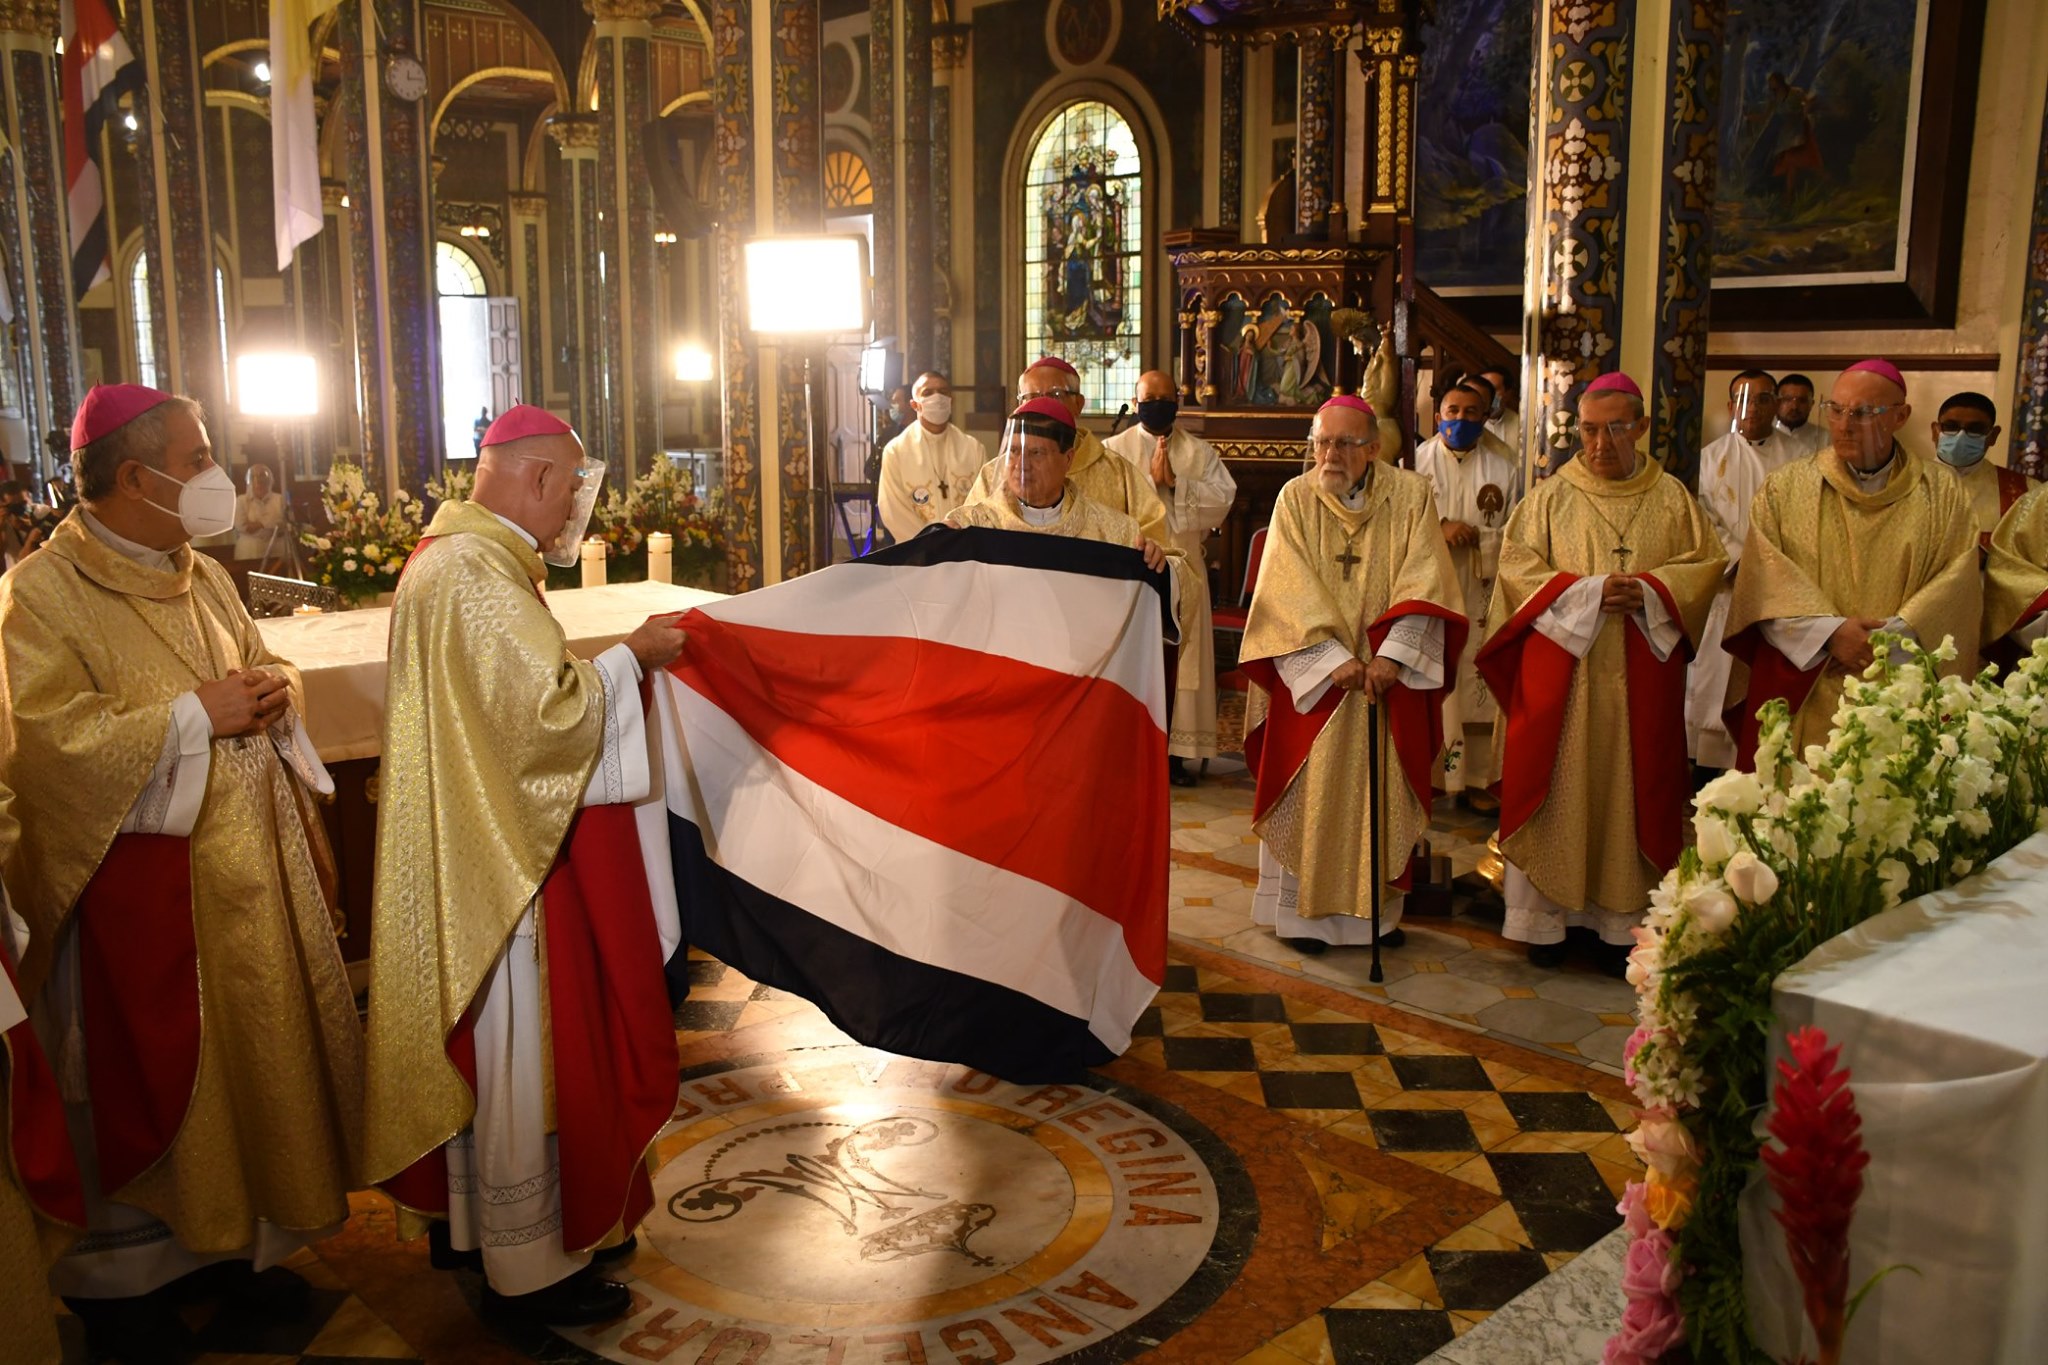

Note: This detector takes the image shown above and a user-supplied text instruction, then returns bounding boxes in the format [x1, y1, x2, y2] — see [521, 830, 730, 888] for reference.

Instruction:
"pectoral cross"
[1613, 542, 1632, 568]
[937, 477, 952, 499]
[1334, 549, 1362, 579]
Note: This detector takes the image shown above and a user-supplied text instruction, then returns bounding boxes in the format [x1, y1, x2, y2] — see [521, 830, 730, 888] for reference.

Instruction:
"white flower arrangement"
[1613, 635, 2048, 1361]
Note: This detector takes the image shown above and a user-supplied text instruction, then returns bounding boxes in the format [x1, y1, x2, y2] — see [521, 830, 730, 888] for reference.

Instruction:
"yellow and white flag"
[270, 0, 340, 270]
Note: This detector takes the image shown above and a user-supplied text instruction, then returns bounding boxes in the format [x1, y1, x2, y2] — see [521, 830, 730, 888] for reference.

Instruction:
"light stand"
[741, 235, 871, 579]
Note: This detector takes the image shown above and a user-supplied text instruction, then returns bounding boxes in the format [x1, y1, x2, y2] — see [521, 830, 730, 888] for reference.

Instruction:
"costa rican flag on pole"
[650, 529, 1172, 1081]
[60, 0, 140, 298]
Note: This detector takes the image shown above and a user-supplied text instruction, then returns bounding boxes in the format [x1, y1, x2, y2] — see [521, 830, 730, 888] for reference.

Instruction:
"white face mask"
[916, 393, 953, 427]
[141, 463, 237, 538]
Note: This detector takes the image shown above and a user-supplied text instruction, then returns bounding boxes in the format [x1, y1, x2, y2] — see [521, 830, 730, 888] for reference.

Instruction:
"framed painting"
[1413, 0, 1533, 302]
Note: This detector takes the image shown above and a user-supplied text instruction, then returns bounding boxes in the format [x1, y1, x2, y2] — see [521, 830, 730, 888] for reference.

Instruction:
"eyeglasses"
[1308, 436, 1376, 455]
[1019, 388, 1080, 402]
[1818, 401, 1901, 423]
[1574, 420, 1638, 441]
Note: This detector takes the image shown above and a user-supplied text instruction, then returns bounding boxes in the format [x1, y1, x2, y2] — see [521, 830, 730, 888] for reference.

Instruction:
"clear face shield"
[540, 455, 607, 568]
[1731, 385, 1778, 442]
[1000, 418, 1072, 511]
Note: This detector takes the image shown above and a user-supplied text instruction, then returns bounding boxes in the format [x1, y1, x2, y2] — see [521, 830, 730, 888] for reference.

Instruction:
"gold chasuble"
[1478, 459, 1724, 919]
[364, 501, 604, 1189]
[965, 427, 1172, 549]
[1238, 468, 1465, 922]
[1985, 482, 2048, 646]
[1725, 447, 1980, 762]
[0, 515, 361, 1252]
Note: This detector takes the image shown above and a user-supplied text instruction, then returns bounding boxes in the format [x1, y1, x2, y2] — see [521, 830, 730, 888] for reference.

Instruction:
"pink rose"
[1616, 1290, 1687, 1357]
[1617, 1180, 1654, 1240]
[1629, 1116, 1700, 1182]
[1622, 1230, 1677, 1299]
[1623, 1024, 1653, 1088]
[1602, 1338, 1650, 1365]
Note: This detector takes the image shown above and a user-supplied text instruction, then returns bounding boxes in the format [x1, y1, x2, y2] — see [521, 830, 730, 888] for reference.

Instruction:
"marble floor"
[49, 771, 1642, 1365]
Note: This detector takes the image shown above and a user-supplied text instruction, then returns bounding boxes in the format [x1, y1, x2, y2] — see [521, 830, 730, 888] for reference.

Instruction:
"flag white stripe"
[661, 676, 1157, 1053]
[696, 559, 1169, 724]
[79, 34, 132, 105]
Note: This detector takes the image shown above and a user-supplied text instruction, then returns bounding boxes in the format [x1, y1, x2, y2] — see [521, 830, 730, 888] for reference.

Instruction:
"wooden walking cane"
[1367, 690, 1384, 984]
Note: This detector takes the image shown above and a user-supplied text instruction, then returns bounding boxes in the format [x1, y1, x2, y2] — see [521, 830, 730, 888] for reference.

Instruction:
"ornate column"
[587, 0, 662, 478]
[931, 24, 968, 373]
[711, 0, 824, 588]
[900, 0, 933, 373]
[1645, 1, 1724, 488]
[1519, 0, 1638, 477]
[132, 0, 224, 423]
[1218, 42, 1244, 234]
[317, 179, 358, 459]
[546, 115, 601, 438]
[507, 191, 549, 409]
[0, 0, 79, 448]
[1294, 33, 1339, 239]
[869, 0, 897, 350]
[2011, 93, 2048, 480]
[337, 0, 440, 492]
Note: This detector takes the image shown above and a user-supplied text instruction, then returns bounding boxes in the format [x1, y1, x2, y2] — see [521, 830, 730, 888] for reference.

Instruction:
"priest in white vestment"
[1687, 370, 1803, 769]
[876, 371, 988, 544]
[364, 408, 687, 1326]
[1105, 370, 1237, 778]
[1414, 380, 1521, 799]
[1773, 373, 1831, 459]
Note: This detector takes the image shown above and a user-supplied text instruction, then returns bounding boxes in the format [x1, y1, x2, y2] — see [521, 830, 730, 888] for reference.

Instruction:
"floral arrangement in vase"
[588, 455, 725, 586]
[299, 461, 425, 605]
[1610, 635, 2048, 1363]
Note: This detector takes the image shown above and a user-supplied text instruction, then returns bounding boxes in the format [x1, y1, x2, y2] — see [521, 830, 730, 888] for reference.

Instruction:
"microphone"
[1108, 402, 1130, 435]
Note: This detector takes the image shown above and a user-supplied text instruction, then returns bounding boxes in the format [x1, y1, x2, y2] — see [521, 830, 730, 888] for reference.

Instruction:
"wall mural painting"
[1415, 0, 1533, 292]
[1213, 293, 1334, 410]
[1024, 100, 1142, 411]
[1715, 0, 1923, 285]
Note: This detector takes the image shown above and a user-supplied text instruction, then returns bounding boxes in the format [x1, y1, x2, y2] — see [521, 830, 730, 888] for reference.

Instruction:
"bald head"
[1135, 371, 1174, 402]
[1826, 366, 1911, 471]
[473, 429, 589, 549]
[1018, 363, 1085, 422]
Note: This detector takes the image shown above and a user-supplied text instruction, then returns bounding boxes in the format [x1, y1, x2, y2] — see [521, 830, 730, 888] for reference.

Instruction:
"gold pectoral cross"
[1334, 549, 1362, 579]
[1613, 542, 1632, 568]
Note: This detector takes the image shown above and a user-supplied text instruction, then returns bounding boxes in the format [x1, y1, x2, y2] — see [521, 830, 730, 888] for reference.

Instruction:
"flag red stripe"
[668, 614, 1169, 981]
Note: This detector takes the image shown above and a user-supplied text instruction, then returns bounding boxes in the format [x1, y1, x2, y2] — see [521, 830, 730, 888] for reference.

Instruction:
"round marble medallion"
[559, 1048, 1244, 1365]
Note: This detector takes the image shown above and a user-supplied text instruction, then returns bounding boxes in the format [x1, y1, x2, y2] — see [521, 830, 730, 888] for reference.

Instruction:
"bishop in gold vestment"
[1984, 482, 2048, 651]
[1478, 374, 1724, 960]
[0, 387, 359, 1345]
[365, 408, 685, 1324]
[1239, 396, 1465, 951]
[1726, 360, 1980, 764]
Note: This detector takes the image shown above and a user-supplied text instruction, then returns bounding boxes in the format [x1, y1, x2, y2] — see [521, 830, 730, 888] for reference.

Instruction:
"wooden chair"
[1210, 525, 1268, 754]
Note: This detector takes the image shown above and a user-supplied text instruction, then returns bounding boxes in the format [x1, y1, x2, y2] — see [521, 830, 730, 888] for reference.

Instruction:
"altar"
[255, 580, 722, 979]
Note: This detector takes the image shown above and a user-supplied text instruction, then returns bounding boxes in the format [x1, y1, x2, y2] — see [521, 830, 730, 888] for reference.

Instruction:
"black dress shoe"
[1377, 928, 1406, 949]
[482, 1269, 632, 1326]
[592, 1234, 637, 1265]
[1281, 936, 1328, 956]
[1527, 942, 1567, 969]
[1168, 759, 1198, 788]
[65, 1291, 196, 1364]
[428, 1219, 484, 1273]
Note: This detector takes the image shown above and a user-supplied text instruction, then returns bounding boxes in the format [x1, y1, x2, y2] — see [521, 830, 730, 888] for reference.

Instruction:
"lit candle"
[580, 536, 607, 589]
[647, 531, 673, 584]
[292, 603, 323, 617]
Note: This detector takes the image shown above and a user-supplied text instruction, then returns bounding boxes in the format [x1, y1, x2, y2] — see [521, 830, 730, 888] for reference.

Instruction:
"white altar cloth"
[1742, 828, 2048, 1365]
[254, 580, 720, 761]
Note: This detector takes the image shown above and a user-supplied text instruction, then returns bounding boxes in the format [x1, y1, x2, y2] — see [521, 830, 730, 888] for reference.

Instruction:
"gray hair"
[76, 396, 204, 503]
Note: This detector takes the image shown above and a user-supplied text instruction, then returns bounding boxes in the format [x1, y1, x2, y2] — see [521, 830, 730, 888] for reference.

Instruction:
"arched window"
[436, 240, 487, 296]
[130, 252, 158, 390]
[1022, 100, 1141, 413]
[824, 148, 874, 213]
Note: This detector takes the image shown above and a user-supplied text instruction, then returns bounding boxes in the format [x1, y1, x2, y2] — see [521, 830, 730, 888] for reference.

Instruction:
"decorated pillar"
[1519, 0, 1638, 477]
[712, 0, 824, 589]
[0, 0, 79, 449]
[132, 0, 224, 424]
[2011, 92, 2048, 480]
[1218, 42, 1244, 234]
[931, 24, 968, 373]
[317, 179, 359, 459]
[546, 115, 602, 438]
[1294, 33, 1339, 239]
[587, 0, 662, 478]
[337, 0, 440, 492]
[1642, 1, 1725, 489]
[869, 0, 897, 350]
[900, 0, 933, 373]
[507, 191, 549, 409]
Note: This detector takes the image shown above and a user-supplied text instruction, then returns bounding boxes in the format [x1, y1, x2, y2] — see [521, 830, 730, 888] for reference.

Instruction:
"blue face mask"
[1937, 431, 1988, 468]
[1440, 417, 1486, 450]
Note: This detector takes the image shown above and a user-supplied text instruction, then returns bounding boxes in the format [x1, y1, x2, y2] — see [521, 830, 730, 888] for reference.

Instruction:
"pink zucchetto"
[1010, 396, 1076, 429]
[1844, 357, 1906, 391]
[71, 383, 174, 451]
[1585, 371, 1643, 400]
[1318, 393, 1377, 419]
[1027, 355, 1079, 378]
[479, 404, 575, 448]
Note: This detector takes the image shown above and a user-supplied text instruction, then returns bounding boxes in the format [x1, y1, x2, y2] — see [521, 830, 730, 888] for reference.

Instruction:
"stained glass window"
[1022, 100, 1141, 414]
[436, 240, 486, 296]
[824, 149, 874, 212]
[130, 252, 158, 390]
